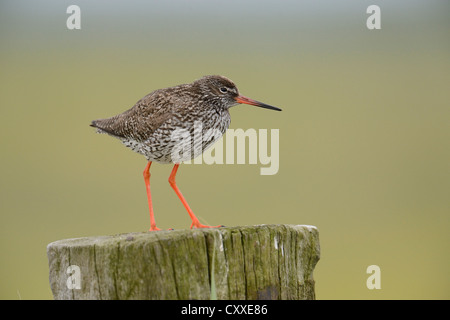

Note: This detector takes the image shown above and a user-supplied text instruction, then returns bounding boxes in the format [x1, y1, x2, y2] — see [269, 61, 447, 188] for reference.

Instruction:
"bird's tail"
[90, 120, 104, 133]
[90, 119, 118, 136]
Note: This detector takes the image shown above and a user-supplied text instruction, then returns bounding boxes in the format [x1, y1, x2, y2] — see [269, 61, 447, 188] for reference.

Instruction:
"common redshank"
[90, 75, 281, 231]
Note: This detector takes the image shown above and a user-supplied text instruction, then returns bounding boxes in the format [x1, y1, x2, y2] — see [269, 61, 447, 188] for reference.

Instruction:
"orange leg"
[168, 164, 222, 229]
[143, 161, 161, 231]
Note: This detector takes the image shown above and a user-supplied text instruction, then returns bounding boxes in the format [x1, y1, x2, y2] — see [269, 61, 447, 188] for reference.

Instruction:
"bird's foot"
[190, 220, 225, 229]
[148, 226, 175, 231]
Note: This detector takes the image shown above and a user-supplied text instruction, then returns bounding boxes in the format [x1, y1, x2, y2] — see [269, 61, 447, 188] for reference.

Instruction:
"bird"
[90, 75, 281, 231]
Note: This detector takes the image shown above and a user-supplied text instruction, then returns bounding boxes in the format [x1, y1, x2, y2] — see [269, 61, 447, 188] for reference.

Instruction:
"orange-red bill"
[234, 95, 282, 111]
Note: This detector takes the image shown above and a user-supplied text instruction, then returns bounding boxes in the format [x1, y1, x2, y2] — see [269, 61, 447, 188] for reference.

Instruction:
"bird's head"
[195, 75, 282, 111]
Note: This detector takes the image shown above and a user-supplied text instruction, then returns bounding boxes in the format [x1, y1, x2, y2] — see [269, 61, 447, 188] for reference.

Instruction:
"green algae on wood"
[47, 224, 320, 300]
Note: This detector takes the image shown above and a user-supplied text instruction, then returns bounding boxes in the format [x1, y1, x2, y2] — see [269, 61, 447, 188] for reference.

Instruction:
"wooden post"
[47, 224, 320, 300]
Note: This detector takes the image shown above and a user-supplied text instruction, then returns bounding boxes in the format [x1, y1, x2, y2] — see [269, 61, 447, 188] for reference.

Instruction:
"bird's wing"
[90, 88, 179, 141]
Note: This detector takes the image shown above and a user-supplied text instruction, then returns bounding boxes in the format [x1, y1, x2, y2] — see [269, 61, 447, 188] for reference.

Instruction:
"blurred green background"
[1, 0, 449, 299]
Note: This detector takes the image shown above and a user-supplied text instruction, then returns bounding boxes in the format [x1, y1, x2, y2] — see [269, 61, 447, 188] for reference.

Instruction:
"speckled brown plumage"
[91, 75, 280, 163]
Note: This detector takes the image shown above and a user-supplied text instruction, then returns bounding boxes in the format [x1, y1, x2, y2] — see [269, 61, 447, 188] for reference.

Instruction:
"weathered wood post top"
[47, 224, 320, 300]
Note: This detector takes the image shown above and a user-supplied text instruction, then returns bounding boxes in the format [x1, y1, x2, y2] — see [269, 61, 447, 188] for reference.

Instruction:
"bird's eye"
[219, 87, 228, 93]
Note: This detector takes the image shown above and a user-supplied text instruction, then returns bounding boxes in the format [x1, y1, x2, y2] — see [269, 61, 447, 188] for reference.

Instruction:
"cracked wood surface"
[47, 224, 320, 300]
